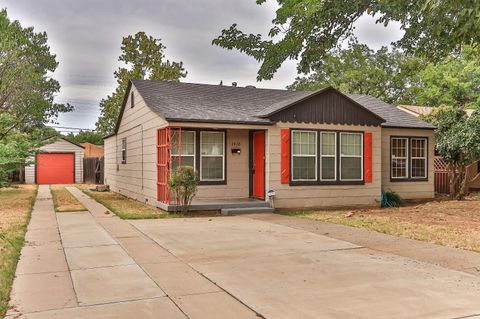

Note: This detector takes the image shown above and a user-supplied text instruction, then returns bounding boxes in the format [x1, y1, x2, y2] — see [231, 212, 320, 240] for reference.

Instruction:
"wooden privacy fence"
[83, 157, 104, 184]
[434, 156, 449, 194]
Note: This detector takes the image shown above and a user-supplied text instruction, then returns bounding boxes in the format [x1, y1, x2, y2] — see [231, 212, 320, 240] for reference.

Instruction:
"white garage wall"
[25, 138, 84, 184]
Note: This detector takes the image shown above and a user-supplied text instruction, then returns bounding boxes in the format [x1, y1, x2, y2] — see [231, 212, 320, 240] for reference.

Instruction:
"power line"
[46, 125, 95, 132]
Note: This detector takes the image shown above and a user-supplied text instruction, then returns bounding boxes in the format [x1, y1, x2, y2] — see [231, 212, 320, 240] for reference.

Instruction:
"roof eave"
[166, 117, 274, 126]
[381, 124, 436, 130]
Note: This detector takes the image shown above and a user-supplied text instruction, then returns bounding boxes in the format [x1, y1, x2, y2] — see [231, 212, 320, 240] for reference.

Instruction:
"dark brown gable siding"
[268, 90, 384, 126]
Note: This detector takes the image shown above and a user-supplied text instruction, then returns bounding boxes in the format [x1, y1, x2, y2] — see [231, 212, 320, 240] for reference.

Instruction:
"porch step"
[221, 207, 275, 216]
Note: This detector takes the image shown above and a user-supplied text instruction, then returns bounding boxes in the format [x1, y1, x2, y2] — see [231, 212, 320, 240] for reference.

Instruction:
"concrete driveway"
[131, 217, 480, 319]
[8, 185, 480, 319]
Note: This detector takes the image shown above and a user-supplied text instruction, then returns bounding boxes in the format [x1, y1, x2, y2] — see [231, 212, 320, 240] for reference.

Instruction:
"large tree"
[288, 42, 422, 104]
[0, 9, 72, 185]
[424, 107, 480, 199]
[96, 32, 187, 135]
[410, 46, 480, 109]
[213, 0, 480, 80]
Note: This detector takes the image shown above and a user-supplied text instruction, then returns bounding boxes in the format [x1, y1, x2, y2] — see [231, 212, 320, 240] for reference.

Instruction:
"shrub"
[167, 166, 199, 212]
[381, 188, 403, 208]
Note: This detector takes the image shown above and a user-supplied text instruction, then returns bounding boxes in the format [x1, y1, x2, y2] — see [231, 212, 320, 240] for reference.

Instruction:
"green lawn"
[0, 185, 37, 317]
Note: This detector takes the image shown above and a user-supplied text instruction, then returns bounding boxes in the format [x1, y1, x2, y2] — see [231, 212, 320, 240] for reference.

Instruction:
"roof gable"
[264, 87, 386, 126]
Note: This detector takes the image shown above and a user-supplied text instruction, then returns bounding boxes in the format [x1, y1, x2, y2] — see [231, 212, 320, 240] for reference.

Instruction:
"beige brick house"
[104, 80, 435, 210]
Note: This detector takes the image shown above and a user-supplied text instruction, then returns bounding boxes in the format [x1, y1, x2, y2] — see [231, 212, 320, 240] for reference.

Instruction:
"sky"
[2, 0, 404, 131]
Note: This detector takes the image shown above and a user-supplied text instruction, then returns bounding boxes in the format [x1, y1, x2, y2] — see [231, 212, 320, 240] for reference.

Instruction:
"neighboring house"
[104, 80, 435, 210]
[397, 105, 476, 118]
[397, 105, 480, 192]
[81, 142, 104, 158]
[25, 137, 84, 184]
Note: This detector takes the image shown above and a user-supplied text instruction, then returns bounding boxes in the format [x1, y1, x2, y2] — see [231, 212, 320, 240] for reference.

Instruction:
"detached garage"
[25, 137, 84, 184]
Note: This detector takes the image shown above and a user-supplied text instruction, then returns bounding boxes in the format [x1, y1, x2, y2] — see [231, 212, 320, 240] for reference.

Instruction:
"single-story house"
[25, 137, 84, 184]
[397, 104, 480, 192]
[81, 142, 104, 158]
[104, 80, 435, 210]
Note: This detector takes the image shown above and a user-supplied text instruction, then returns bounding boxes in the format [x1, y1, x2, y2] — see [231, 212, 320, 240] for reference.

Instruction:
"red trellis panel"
[363, 132, 373, 183]
[157, 127, 182, 204]
[280, 128, 290, 184]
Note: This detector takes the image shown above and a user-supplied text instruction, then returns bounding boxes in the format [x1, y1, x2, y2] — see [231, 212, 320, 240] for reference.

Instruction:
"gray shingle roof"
[346, 94, 435, 129]
[131, 80, 434, 129]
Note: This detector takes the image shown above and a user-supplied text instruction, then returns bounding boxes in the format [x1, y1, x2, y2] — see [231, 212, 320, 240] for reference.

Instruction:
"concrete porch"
[157, 198, 270, 212]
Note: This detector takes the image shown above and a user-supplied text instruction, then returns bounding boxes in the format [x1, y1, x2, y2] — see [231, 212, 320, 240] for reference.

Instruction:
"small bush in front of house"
[381, 188, 403, 208]
[168, 166, 199, 212]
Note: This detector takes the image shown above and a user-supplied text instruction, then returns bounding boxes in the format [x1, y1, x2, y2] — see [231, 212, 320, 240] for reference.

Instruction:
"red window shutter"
[364, 132, 373, 183]
[280, 128, 290, 184]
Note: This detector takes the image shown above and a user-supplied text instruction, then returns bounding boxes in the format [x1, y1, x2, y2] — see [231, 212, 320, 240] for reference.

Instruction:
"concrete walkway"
[7, 186, 258, 319]
[7, 186, 480, 318]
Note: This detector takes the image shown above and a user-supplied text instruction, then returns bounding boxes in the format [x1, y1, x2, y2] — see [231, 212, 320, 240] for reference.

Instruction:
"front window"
[340, 133, 363, 181]
[171, 131, 195, 171]
[200, 131, 225, 181]
[390, 137, 428, 180]
[292, 130, 317, 181]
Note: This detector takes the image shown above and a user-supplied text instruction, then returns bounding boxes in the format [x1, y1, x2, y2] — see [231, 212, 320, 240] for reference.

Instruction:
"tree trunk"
[459, 164, 469, 200]
[448, 163, 457, 199]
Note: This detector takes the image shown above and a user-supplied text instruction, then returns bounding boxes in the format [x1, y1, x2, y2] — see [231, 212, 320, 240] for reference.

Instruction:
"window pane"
[201, 132, 224, 156]
[292, 156, 316, 180]
[341, 157, 362, 180]
[321, 157, 335, 180]
[292, 131, 316, 155]
[392, 158, 407, 178]
[411, 159, 426, 178]
[171, 156, 195, 172]
[411, 139, 425, 158]
[171, 131, 195, 156]
[321, 132, 336, 155]
[341, 134, 361, 156]
[201, 157, 223, 180]
[392, 138, 407, 158]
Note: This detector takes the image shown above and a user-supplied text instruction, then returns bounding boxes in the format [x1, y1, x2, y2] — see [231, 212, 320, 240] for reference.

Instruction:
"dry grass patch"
[0, 185, 37, 317]
[281, 197, 480, 253]
[77, 185, 168, 219]
[77, 185, 220, 219]
[50, 185, 86, 212]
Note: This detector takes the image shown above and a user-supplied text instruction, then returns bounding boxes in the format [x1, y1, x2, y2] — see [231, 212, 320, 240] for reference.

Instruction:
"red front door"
[36, 153, 75, 184]
[253, 131, 265, 198]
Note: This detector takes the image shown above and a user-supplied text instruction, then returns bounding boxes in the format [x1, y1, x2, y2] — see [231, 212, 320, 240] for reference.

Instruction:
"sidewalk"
[6, 186, 258, 319]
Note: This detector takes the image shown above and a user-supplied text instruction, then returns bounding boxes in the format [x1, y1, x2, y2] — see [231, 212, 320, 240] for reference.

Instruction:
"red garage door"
[36, 153, 75, 184]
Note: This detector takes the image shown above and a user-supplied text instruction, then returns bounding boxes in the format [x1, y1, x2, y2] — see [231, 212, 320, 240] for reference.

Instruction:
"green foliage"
[410, 46, 480, 109]
[65, 131, 104, 145]
[381, 189, 403, 208]
[0, 9, 72, 136]
[289, 42, 422, 104]
[425, 106, 480, 198]
[213, 0, 480, 80]
[96, 32, 187, 135]
[0, 115, 43, 187]
[0, 9, 72, 186]
[168, 166, 199, 213]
